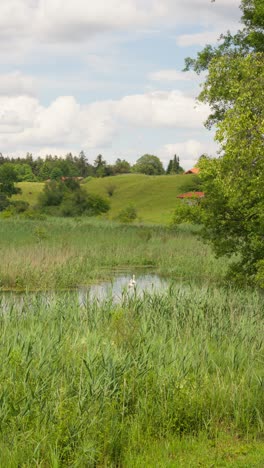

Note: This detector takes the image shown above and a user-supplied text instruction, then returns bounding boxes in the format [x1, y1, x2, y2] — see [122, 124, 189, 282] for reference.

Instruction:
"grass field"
[13, 173, 198, 224]
[0, 286, 263, 466]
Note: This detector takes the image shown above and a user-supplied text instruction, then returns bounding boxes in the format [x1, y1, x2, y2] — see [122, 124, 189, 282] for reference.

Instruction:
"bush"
[171, 201, 203, 226]
[105, 183, 116, 197]
[10, 200, 30, 214]
[60, 190, 110, 217]
[0, 209, 12, 219]
[118, 205, 137, 223]
[22, 209, 47, 220]
[38, 179, 110, 217]
[38, 180, 65, 207]
[0, 193, 9, 212]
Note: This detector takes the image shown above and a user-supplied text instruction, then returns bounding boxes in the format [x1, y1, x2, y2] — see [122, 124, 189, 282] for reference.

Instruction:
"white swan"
[128, 275, 136, 288]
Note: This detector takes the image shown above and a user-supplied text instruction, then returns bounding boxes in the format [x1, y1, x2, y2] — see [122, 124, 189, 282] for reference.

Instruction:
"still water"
[79, 273, 171, 304]
[0, 273, 172, 311]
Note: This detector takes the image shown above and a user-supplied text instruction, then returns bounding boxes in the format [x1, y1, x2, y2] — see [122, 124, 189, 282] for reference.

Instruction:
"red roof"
[184, 167, 200, 174]
[177, 191, 204, 199]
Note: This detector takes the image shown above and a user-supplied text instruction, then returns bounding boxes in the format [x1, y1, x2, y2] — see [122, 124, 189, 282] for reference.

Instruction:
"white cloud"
[0, 0, 241, 50]
[160, 139, 218, 170]
[117, 90, 209, 128]
[0, 90, 210, 153]
[149, 69, 197, 82]
[0, 72, 36, 97]
[176, 30, 223, 47]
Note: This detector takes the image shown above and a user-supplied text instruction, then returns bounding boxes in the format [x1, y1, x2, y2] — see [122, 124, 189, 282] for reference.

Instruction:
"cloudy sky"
[0, 0, 242, 169]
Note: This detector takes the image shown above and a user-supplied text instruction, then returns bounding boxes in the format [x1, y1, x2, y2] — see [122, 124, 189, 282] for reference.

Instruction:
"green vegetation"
[0, 163, 22, 211]
[38, 179, 110, 218]
[0, 218, 226, 291]
[0, 285, 263, 466]
[13, 173, 199, 224]
[12, 181, 44, 205]
[133, 154, 165, 175]
[0, 3, 263, 465]
[166, 154, 184, 175]
[117, 205, 138, 223]
[84, 173, 199, 224]
[181, 0, 264, 288]
[0, 151, 169, 180]
[127, 435, 264, 467]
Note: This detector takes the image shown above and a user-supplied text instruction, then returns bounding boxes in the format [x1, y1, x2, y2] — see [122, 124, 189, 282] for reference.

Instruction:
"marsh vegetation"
[0, 218, 227, 291]
[0, 285, 263, 466]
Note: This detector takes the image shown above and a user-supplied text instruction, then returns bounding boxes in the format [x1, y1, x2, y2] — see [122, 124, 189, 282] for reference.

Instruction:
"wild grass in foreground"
[0, 218, 227, 291]
[0, 285, 263, 466]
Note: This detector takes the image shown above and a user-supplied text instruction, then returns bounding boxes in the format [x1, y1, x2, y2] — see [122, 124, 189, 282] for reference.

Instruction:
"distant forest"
[0, 152, 184, 181]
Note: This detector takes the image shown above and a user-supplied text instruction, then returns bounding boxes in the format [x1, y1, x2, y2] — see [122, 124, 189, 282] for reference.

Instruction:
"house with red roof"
[177, 191, 205, 205]
[184, 167, 200, 175]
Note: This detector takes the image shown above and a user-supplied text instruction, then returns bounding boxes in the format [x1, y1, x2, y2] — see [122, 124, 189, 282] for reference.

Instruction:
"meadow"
[0, 285, 263, 466]
[1, 178, 264, 466]
[13, 173, 198, 224]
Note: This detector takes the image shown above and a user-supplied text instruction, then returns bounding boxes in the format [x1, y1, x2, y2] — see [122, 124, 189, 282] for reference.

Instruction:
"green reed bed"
[0, 218, 227, 290]
[0, 285, 263, 466]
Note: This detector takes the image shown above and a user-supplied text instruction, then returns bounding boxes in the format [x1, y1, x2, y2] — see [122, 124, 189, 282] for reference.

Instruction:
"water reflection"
[0, 274, 171, 311]
[79, 274, 170, 305]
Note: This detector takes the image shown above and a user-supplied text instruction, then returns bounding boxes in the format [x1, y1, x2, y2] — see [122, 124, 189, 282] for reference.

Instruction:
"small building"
[177, 191, 205, 205]
[184, 167, 200, 175]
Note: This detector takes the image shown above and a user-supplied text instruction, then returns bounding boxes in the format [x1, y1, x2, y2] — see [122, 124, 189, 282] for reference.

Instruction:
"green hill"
[14, 174, 198, 224]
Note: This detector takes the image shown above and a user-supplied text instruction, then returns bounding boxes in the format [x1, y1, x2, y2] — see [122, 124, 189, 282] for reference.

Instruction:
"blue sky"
[0, 0, 242, 169]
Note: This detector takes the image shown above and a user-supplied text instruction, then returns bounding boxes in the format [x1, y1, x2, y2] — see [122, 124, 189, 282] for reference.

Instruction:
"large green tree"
[177, 0, 264, 286]
[133, 154, 164, 175]
[0, 164, 21, 211]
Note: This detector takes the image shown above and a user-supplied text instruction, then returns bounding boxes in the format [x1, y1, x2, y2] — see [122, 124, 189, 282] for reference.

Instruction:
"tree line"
[0, 152, 184, 182]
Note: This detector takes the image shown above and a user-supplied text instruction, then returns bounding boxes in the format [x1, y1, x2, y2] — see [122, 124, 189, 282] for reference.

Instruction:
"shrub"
[171, 201, 203, 226]
[10, 200, 30, 213]
[38, 179, 110, 217]
[22, 209, 47, 220]
[118, 205, 137, 223]
[0, 193, 9, 212]
[105, 183, 116, 197]
[0, 209, 12, 219]
[38, 180, 65, 207]
[60, 189, 110, 217]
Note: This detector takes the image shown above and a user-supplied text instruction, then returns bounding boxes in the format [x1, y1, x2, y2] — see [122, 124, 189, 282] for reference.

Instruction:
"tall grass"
[0, 218, 227, 290]
[0, 285, 263, 466]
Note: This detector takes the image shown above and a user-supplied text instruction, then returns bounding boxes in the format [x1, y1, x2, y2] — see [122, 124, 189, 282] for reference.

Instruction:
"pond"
[79, 273, 172, 304]
[0, 273, 173, 311]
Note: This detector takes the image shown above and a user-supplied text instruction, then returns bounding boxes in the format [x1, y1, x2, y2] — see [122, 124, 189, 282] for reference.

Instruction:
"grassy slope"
[14, 174, 197, 224]
[84, 174, 197, 223]
[14, 182, 44, 205]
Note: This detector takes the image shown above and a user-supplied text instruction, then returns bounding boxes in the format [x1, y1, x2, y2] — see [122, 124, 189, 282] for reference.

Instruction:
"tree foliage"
[175, 0, 264, 286]
[166, 155, 184, 174]
[197, 53, 264, 285]
[117, 205, 138, 223]
[38, 179, 110, 217]
[133, 154, 164, 175]
[0, 163, 22, 211]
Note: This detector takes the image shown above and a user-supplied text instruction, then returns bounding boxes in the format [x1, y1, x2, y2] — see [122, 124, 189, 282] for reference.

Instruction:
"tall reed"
[0, 218, 227, 290]
[0, 284, 263, 466]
